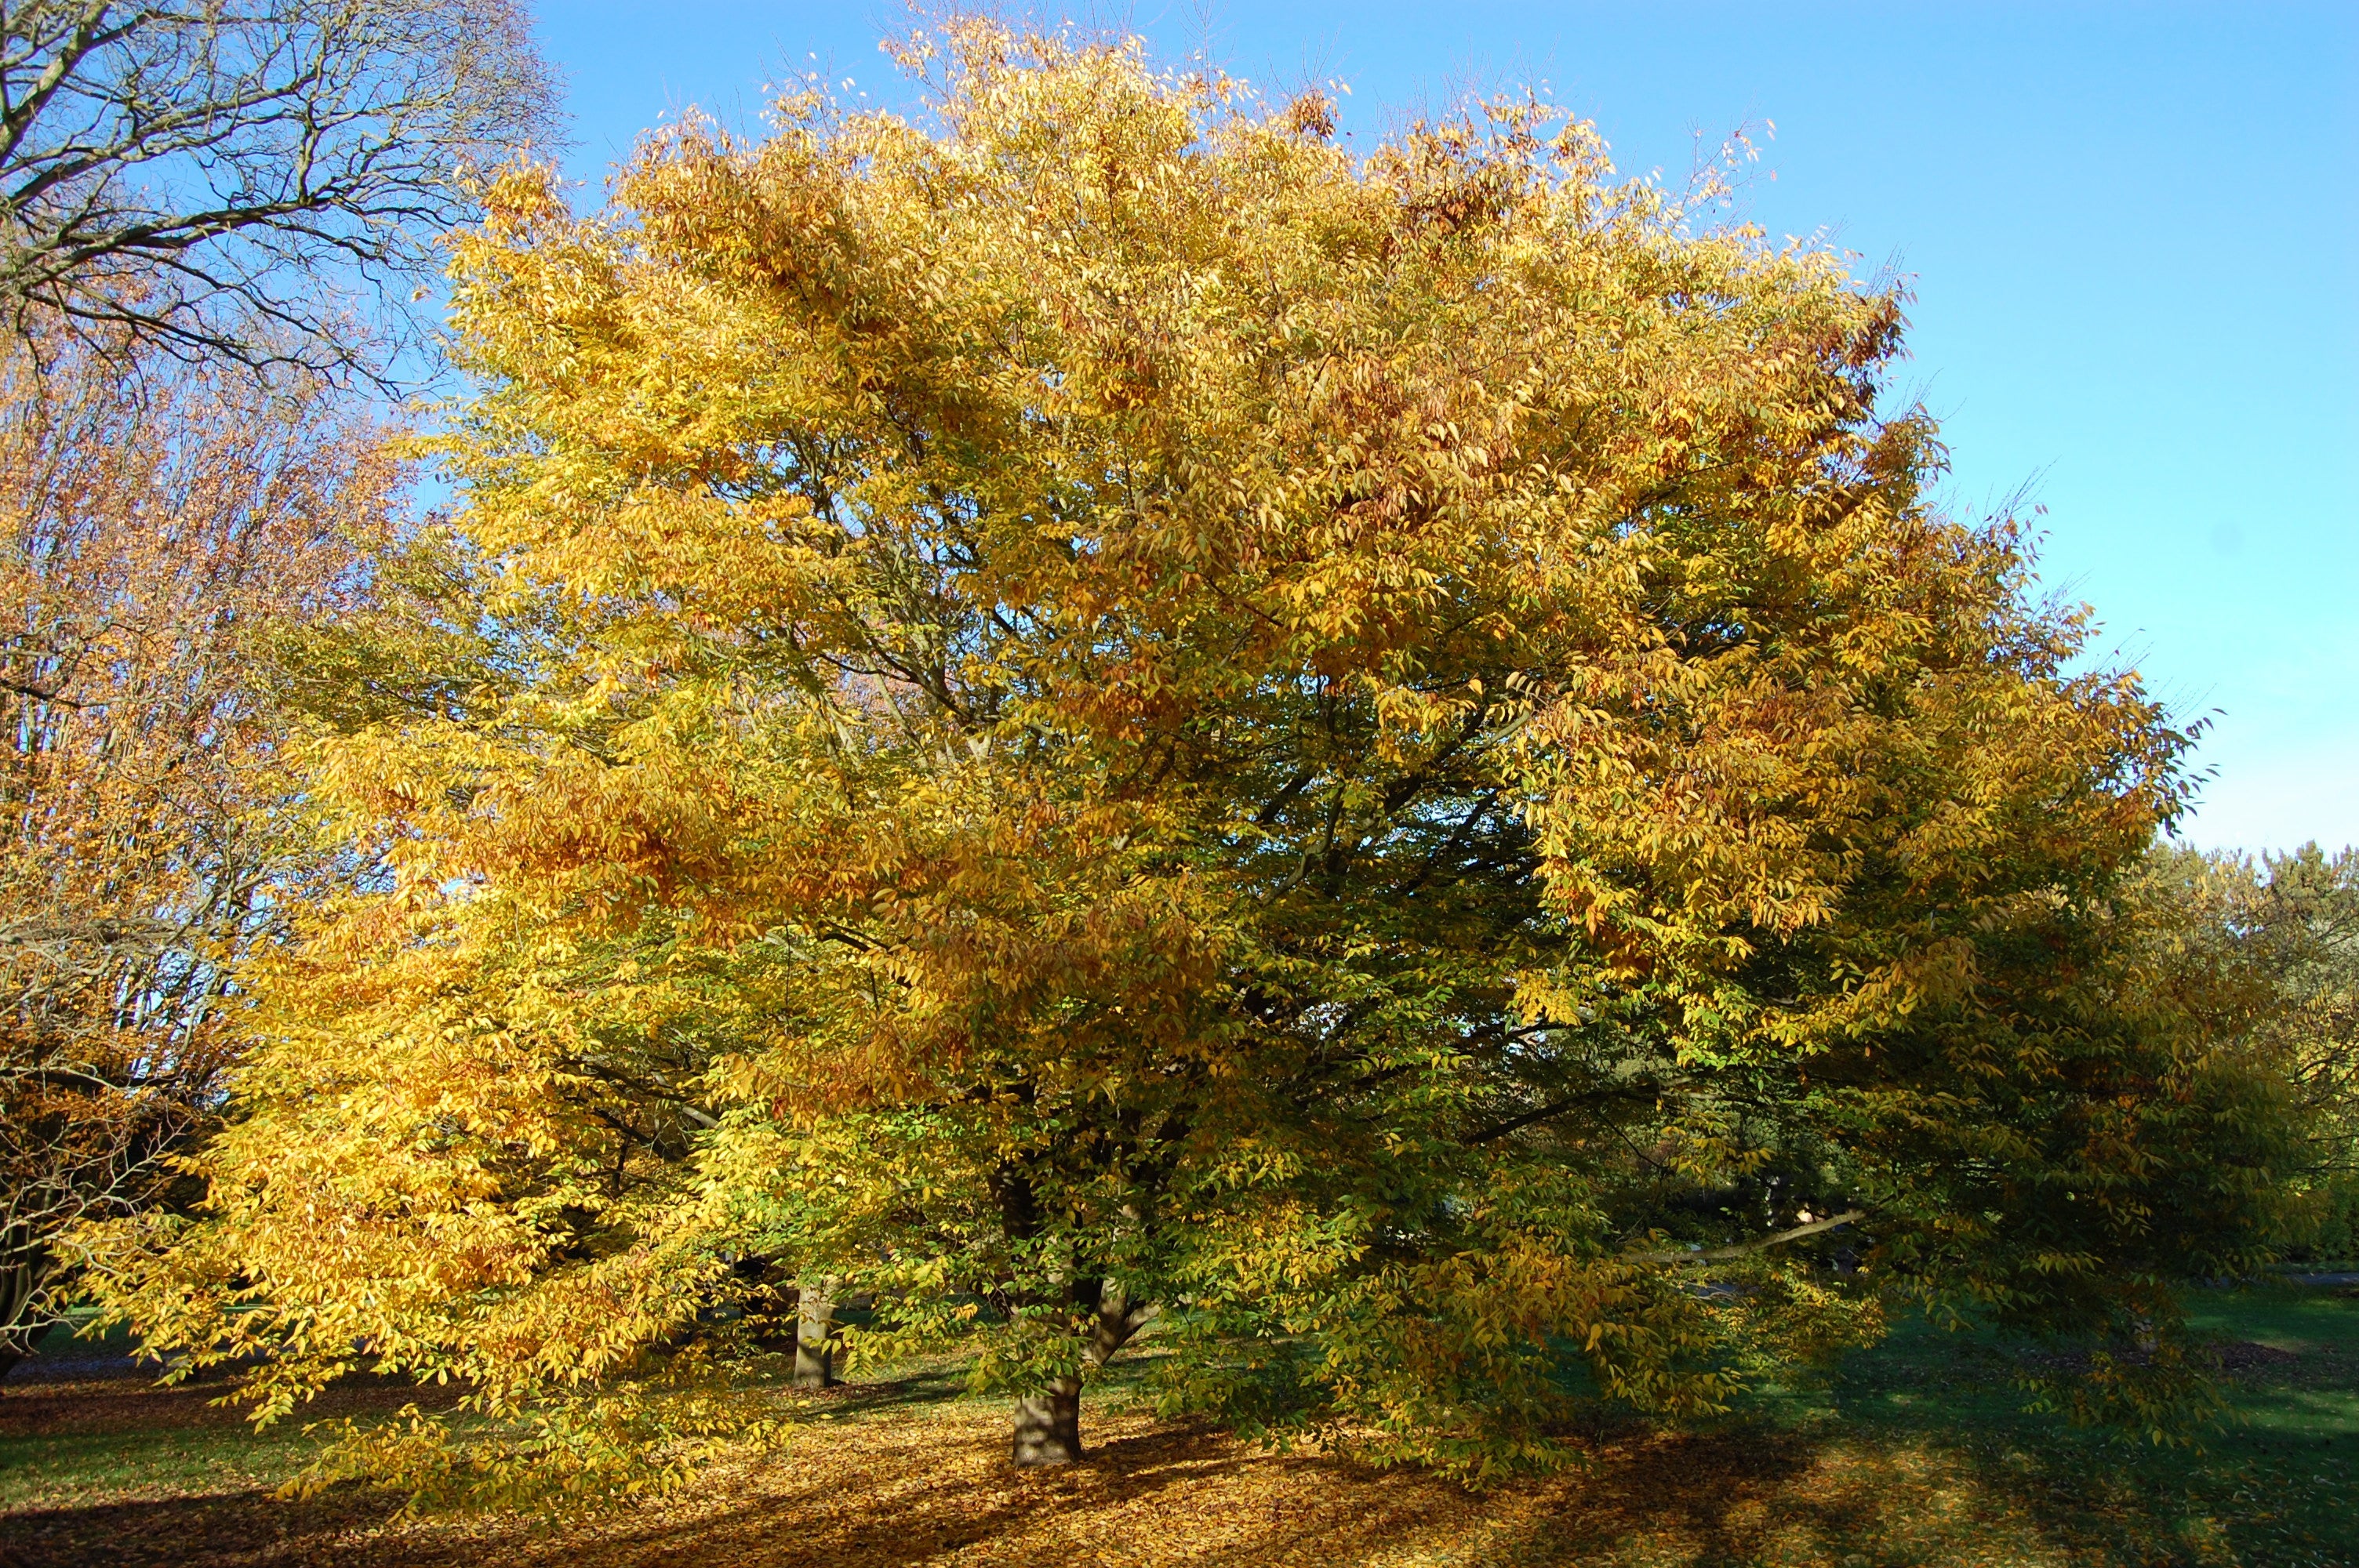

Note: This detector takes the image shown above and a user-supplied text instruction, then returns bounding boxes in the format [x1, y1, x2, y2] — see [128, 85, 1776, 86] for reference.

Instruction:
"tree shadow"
[1481, 1425, 2116, 1566]
[1, 1487, 414, 1568]
[473, 1413, 1492, 1568]
[2, 1404, 1471, 1567]
[0, 1411, 2110, 1568]
[779, 1370, 963, 1418]
[1, 1358, 2251, 1568]
[2, 1362, 467, 1568]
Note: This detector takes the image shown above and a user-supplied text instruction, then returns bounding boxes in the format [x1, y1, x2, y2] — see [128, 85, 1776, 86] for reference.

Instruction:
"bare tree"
[0, 0, 559, 379]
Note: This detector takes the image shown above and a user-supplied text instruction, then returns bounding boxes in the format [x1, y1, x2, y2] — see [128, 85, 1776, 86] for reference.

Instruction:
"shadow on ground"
[2, 1395, 2126, 1568]
[9, 1287, 2353, 1568]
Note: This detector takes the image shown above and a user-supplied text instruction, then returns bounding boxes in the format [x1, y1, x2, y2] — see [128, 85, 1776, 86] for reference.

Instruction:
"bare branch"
[1625, 1210, 1868, 1265]
[0, 0, 562, 383]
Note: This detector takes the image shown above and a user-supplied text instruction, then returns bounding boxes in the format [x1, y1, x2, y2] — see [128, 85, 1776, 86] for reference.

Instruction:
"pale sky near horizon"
[531, 2, 2357, 854]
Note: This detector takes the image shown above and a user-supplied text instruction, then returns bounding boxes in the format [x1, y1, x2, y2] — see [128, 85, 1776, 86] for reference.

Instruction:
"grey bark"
[1011, 1374, 1083, 1465]
[792, 1275, 838, 1389]
[1625, 1208, 1866, 1264]
[1007, 1277, 1158, 1466]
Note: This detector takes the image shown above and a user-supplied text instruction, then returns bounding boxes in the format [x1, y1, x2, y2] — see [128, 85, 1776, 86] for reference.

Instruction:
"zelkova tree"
[85, 27, 2296, 1490]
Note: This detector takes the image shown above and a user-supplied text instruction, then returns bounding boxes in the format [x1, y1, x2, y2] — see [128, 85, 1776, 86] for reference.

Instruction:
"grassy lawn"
[2, 1286, 2352, 1568]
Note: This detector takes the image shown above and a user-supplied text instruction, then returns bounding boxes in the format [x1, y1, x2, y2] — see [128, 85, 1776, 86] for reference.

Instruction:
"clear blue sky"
[532, 3, 2357, 853]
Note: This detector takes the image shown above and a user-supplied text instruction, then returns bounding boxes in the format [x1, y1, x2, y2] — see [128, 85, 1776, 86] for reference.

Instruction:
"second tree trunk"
[793, 1276, 838, 1388]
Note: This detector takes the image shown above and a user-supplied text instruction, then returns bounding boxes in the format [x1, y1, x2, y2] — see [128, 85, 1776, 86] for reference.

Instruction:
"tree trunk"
[1006, 1277, 1158, 1466]
[0, 1253, 53, 1381]
[1011, 1373, 1083, 1465]
[792, 1276, 838, 1388]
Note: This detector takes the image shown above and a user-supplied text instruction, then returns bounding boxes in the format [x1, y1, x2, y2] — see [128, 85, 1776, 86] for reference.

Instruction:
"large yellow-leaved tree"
[86, 24, 2299, 1494]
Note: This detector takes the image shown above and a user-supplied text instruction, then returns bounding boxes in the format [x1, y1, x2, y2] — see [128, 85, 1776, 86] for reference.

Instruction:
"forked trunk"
[1007, 1277, 1158, 1465]
[1010, 1374, 1083, 1465]
[792, 1276, 838, 1388]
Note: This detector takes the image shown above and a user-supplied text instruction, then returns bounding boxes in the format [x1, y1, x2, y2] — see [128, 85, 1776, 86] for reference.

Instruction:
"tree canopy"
[82, 24, 2303, 1494]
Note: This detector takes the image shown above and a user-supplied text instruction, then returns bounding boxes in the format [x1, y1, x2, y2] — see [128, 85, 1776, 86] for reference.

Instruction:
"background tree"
[0, 0, 558, 379]
[2261, 850, 2359, 1249]
[0, 328, 396, 1374]
[82, 24, 2304, 1494]
[2139, 843, 2359, 1262]
[0, 0, 549, 1368]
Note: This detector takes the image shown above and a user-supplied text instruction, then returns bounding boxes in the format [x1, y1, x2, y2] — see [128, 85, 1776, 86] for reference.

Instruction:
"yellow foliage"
[78, 21, 2299, 1497]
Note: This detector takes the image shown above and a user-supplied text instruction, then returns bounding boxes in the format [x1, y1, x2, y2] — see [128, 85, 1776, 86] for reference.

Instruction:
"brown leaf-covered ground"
[5, 1288, 2354, 1568]
[0, 1377, 2086, 1567]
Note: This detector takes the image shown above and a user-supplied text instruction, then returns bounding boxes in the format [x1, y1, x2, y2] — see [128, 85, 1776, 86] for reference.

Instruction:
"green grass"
[4, 1287, 2354, 1567]
[1, 1314, 340, 1509]
[1738, 1283, 2359, 1566]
